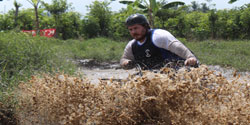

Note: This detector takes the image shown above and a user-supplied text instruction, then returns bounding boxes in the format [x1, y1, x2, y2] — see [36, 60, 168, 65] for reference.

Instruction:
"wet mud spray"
[16, 61, 249, 124]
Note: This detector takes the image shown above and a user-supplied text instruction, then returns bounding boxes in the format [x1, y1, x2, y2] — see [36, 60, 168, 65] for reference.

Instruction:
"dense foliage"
[0, 1, 249, 40]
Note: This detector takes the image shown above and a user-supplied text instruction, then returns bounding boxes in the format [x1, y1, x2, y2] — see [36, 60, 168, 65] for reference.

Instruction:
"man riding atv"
[120, 13, 198, 70]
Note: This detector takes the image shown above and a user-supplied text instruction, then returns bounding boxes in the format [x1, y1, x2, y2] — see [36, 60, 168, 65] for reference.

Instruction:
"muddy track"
[77, 59, 250, 84]
[77, 59, 137, 84]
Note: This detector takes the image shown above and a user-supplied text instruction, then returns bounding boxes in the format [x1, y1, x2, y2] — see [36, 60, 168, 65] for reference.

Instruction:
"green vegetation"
[183, 40, 250, 71]
[0, 1, 250, 40]
[0, 31, 76, 90]
[64, 38, 127, 62]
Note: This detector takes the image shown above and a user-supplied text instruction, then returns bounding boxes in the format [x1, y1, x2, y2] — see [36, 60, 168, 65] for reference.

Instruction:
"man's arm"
[120, 40, 135, 68]
[152, 29, 198, 66]
[168, 41, 195, 60]
[168, 41, 198, 66]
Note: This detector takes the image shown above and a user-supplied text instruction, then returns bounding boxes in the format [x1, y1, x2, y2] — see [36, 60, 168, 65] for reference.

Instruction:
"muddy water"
[80, 68, 137, 84]
[78, 60, 249, 84]
[208, 65, 250, 83]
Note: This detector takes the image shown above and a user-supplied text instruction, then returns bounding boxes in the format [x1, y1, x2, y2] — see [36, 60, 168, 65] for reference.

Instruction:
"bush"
[0, 31, 75, 90]
[240, 7, 250, 39]
[81, 17, 101, 38]
[184, 12, 210, 40]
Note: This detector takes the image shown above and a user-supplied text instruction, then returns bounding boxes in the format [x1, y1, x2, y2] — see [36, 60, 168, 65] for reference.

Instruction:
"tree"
[26, 0, 41, 33]
[119, 0, 184, 28]
[155, 7, 182, 28]
[0, 14, 14, 31]
[209, 9, 218, 38]
[14, 0, 22, 28]
[17, 9, 39, 30]
[82, 16, 100, 38]
[41, 0, 71, 38]
[190, 1, 200, 11]
[85, 0, 112, 37]
[110, 8, 138, 40]
[240, 6, 250, 38]
[60, 12, 81, 39]
[201, 3, 210, 12]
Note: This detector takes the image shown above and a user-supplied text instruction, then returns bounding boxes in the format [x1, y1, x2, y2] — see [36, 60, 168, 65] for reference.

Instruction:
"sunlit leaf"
[162, 1, 185, 9]
[119, 0, 134, 4]
[228, 0, 238, 4]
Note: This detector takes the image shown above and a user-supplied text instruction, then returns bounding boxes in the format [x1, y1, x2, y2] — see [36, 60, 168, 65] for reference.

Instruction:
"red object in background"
[22, 29, 56, 38]
[40, 29, 56, 37]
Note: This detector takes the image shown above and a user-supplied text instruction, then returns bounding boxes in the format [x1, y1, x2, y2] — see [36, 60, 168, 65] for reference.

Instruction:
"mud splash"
[17, 64, 249, 124]
[14, 59, 250, 124]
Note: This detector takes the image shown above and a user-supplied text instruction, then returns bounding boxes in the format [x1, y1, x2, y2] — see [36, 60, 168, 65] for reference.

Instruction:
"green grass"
[183, 40, 250, 71]
[64, 37, 127, 62]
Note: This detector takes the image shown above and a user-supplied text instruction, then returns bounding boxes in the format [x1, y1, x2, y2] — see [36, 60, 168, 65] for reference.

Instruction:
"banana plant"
[118, 0, 184, 28]
[26, 0, 42, 33]
[228, 0, 238, 3]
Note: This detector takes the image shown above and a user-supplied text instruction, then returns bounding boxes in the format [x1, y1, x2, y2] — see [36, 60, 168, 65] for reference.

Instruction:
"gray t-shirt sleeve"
[152, 29, 196, 59]
[120, 40, 135, 66]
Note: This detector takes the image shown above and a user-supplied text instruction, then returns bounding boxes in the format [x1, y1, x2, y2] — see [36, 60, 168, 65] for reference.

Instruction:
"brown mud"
[16, 62, 249, 124]
[78, 59, 250, 84]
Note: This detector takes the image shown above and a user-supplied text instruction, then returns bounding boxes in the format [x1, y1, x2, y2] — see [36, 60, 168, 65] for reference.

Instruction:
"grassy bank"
[183, 40, 250, 71]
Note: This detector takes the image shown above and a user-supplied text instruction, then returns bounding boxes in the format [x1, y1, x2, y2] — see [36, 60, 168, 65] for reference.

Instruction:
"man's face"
[128, 24, 147, 42]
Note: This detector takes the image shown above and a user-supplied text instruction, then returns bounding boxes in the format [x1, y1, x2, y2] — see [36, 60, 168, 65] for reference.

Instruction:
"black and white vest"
[132, 30, 184, 69]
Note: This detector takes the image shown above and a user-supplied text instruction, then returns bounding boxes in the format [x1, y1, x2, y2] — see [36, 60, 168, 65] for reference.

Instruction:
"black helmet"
[125, 13, 150, 28]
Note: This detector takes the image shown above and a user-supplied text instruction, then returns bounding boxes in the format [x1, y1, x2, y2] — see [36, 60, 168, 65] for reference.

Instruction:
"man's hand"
[122, 60, 135, 69]
[184, 57, 198, 66]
